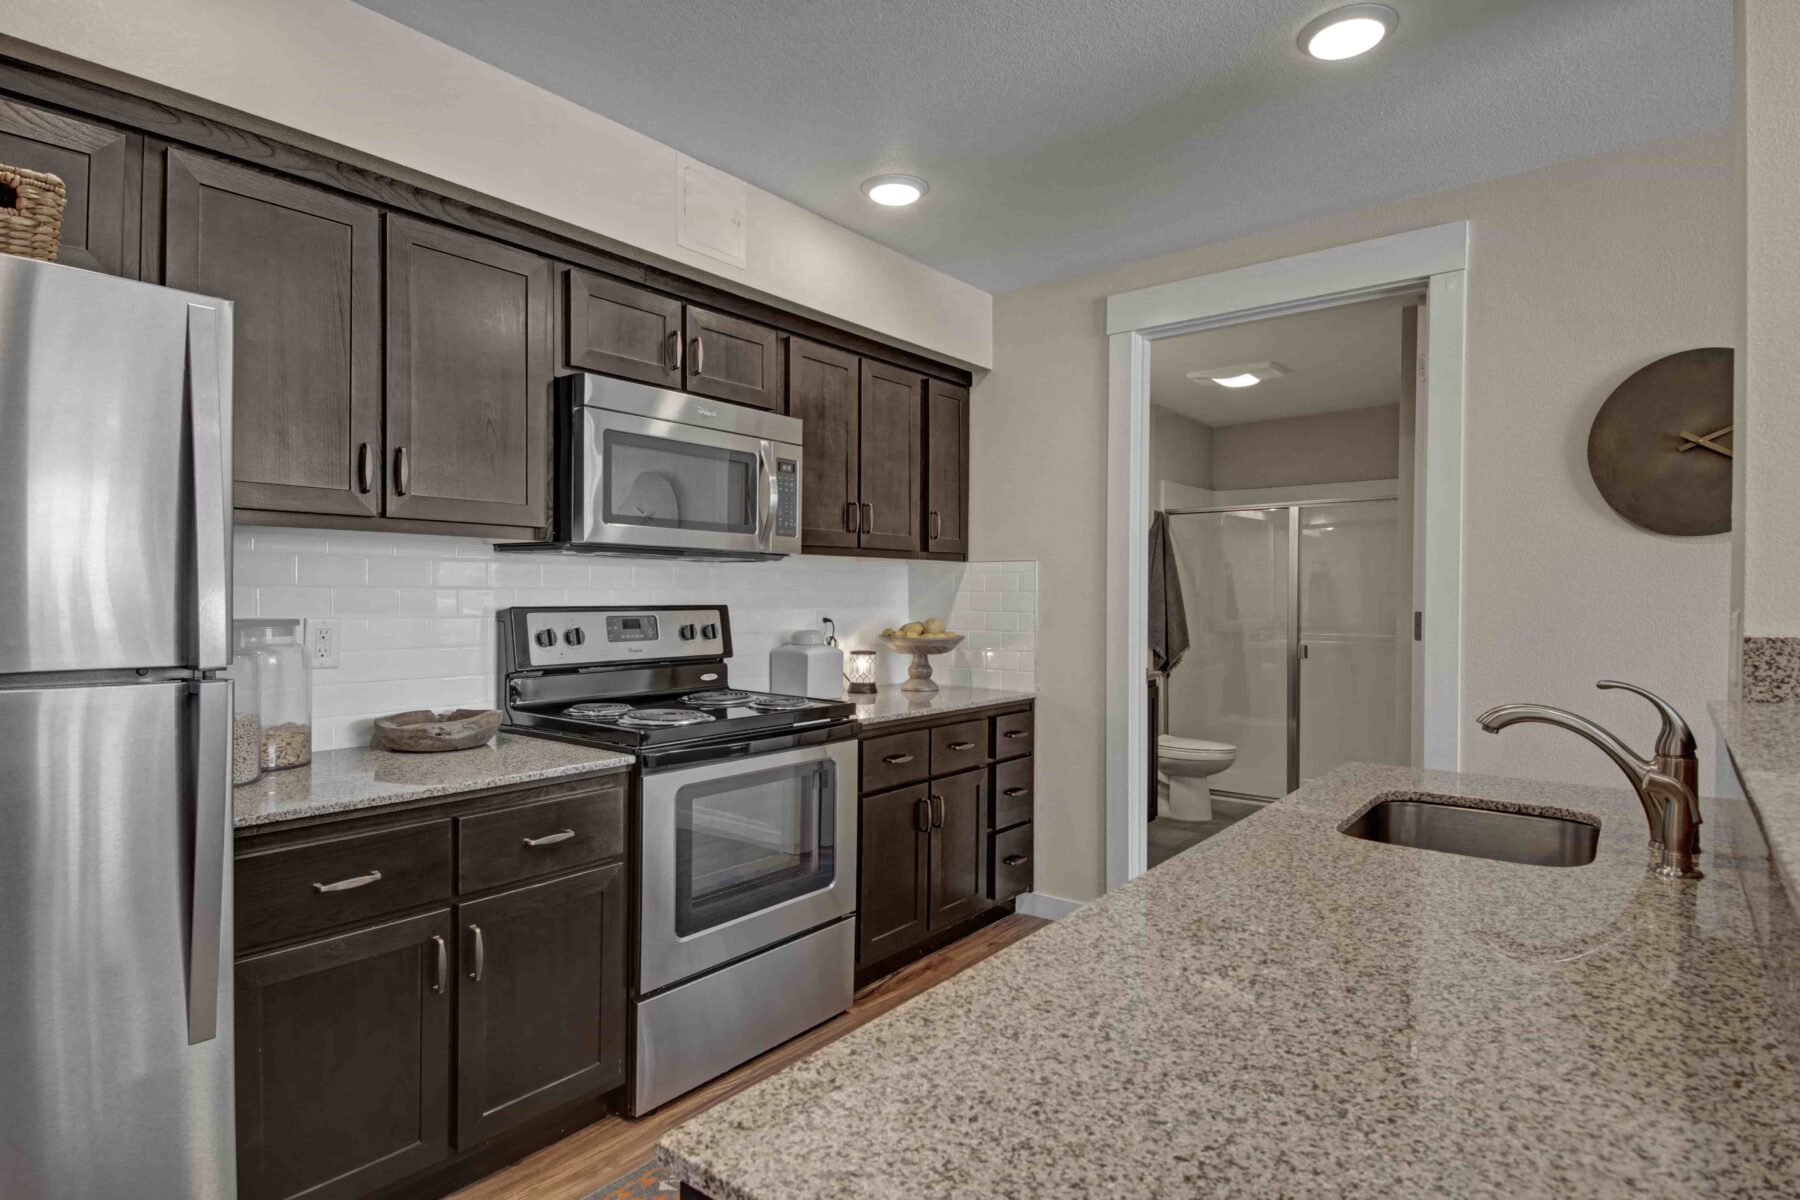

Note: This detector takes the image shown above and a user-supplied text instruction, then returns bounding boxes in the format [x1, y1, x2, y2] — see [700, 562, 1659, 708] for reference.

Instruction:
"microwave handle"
[758, 441, 779, 552]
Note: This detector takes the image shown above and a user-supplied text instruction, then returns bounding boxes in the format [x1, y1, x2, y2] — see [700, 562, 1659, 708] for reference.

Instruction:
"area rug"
[582, 1158, 682, 1200]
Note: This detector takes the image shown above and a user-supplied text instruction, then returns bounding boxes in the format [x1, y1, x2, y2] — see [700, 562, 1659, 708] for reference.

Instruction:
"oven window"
[675, 758, 837, 937]
[602, 430, 757, 534]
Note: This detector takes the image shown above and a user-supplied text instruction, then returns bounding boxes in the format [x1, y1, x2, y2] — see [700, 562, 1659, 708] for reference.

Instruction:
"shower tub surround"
[659, 762, 1800, 1199]
[232, 527, 1036, 751]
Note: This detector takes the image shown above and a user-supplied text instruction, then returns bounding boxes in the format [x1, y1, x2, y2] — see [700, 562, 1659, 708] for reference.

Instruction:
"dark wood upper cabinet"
[925, 381, 970, 557]
[0, 96, 139, 276]
[384, 215, 552, 528]
[162, 150, 383, 519]
[857, 361, 925, 553]
[686, 305, 783, 411]
[454, 863, 626, 1147]
[234, 908, 453, 1200]
[565, 269, 682, 387]
[929, 770, 989, 929]
[787, 338, 861, 549]
[858, 784, 931, 964]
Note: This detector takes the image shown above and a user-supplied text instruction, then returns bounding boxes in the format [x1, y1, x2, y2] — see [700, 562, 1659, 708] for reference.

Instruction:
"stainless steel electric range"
[498, 605, 859, 1114]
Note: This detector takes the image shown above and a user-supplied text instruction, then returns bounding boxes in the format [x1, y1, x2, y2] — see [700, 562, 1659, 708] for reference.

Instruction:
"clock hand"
[1677, 424, 1733, 458]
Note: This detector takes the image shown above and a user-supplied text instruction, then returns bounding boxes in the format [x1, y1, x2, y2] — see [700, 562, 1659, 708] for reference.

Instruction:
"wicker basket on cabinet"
[0, 163, 66, 263]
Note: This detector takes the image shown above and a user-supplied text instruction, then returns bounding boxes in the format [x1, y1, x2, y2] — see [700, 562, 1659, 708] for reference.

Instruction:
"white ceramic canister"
[770, 629, 845, 699]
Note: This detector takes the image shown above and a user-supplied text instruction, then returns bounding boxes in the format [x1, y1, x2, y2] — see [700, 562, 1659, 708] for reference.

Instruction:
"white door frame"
[1104, 222, 1469, 890]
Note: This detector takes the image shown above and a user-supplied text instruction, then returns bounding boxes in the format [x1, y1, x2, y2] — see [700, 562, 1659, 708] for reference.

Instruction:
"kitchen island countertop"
[659, 761, 1800, 1199]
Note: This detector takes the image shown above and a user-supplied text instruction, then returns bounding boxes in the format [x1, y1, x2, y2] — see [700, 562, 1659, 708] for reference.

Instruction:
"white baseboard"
[1013, 892, 1084, 920]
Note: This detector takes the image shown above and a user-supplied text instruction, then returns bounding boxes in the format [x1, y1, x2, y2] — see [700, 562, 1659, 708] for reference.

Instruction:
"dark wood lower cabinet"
[455, 864, 626, 1146]
[928, 770, 988, 928]
[858, 783, 930, 963]
[235, 909, 453, 1200]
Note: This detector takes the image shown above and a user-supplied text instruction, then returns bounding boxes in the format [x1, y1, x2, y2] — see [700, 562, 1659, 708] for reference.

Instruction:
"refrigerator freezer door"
[0, 255, 233, 675]
[0, 682, 235, 1199]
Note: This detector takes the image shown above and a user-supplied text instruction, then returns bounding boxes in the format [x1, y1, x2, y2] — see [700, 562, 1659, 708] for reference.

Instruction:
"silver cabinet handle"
[930, 510, 942, 541]
[948, 740, 975, 751]
[667, 328, 682, 372]
[312, 869, 382, 894]
[468, 924, 485, 982]
[882, 753, 915, 765]
[522, 828, 576, 847]
[845, 501, 858, 532]
[186, 680, 231, 1045]
[430, 935, 447, 994]
[1004, 787, 1028, 798]
[1003, 853, 1030, 867]
[356, 442, 374, 494]
[914, 796, 930, 833]
[862, 501, 873, 533]
[691, 334, 704, 376]
[185, 303, 229, 671]
[394, 446, 410, 496]
[1004, 730, 1030, 740]
[930, 793, 945, 829]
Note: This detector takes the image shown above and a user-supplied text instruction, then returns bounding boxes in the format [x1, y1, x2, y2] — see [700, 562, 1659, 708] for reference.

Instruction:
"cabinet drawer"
[237, 820, 452, 949]
[995, 711, 1034, 760]
[930, 719, 987, 777]
[991, 756, 1034, 830]
[862, 730, 930, 793]
[457, 785, 626, 895]
[990, 824, 1034, 904]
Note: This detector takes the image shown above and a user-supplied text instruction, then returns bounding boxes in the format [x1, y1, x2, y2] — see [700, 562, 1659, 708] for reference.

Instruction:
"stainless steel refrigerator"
[0, 253, 236, 1198]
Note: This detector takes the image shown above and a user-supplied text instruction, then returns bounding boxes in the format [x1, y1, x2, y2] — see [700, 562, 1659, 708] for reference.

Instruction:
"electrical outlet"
[305, 618, 340, 669]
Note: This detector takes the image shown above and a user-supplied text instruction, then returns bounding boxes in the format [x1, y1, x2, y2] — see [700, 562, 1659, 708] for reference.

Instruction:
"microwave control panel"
[775, 459, 798, 538]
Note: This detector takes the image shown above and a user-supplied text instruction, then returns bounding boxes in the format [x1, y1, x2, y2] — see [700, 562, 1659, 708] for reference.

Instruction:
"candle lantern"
[844, 649, 879, 695]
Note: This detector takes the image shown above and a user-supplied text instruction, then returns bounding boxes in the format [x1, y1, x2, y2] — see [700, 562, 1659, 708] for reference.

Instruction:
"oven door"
[639, 737, 857, 995]
[575, 404, 784, 557]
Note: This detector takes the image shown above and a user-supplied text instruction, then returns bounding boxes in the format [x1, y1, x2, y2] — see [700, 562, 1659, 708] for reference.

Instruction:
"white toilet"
[1157, 735, 1238, 822]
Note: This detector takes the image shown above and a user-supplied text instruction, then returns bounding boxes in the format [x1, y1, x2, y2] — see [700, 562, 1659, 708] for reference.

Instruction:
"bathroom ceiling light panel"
[862, 174, 929, 206]
[1187, 361, 1291, 389]
[1299, 4, 1399, 61]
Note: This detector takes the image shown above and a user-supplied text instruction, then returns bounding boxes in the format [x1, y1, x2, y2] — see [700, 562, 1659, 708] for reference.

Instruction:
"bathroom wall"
[1210, 405, 1401, 492]
[232, 527, 917, 751]
[1148, 406, 1215, 511]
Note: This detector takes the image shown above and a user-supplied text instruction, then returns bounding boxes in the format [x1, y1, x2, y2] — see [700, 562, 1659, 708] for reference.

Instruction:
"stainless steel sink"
[1341, 794, 1598, 867]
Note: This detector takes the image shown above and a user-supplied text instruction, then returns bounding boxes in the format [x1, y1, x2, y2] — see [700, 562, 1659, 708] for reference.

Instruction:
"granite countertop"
[659, 762, 1800, 1199]
[1713, 699, 1800, 897]
[233, 733, 633, 829]
[843, 684, 1034, 725]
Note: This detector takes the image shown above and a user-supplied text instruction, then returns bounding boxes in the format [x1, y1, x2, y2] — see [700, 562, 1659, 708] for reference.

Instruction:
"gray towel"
[1148, 511, 1189, 675]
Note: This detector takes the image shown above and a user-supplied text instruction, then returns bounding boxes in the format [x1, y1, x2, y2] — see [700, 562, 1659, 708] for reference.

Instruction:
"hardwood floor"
[447, 913, 1050, 1200]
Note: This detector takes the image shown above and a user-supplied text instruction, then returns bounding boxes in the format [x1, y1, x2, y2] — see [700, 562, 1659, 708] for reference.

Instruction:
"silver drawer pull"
[948, 741, 976, 751]
[1004, 787, 1029, 798]
[522, 828, 576, 848]
[1002, 853, 1030, 867]
[1003, 730, 1030, 740]
[882, 753, 915, 765]
[312, 869, 381, 894]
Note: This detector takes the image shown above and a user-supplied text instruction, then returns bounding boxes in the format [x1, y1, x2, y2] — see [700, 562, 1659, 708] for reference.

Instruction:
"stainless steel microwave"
[559, 374, 802, 560]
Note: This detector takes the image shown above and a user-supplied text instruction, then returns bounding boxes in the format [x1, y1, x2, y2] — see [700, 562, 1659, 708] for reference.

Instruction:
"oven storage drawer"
[237, 819, 453, 949]
[995, 711, 1034, 760]
[456, 784, 626, 895]
[862, 729, 930, 792]
[989, 824, 1034, 904]
[991, 756, 1034, 830]
[930, 719, 987, 776]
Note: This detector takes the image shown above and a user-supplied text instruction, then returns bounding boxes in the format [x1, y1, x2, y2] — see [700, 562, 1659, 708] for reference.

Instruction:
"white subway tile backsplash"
[365, 557, 434, 587]
[298, 554, 368, 587]
[433, 559, 488, 588]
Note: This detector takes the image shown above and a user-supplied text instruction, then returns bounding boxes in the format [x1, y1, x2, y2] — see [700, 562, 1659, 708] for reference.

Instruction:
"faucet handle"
[1597, 681, 1696, 759]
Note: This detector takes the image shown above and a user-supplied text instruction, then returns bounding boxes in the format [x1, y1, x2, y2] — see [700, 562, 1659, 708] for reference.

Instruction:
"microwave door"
[578, 408, 767, 556]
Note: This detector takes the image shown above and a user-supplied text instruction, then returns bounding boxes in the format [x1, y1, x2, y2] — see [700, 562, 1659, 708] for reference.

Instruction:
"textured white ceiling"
[1152, 294, 1417, 426]
[352, 0, 1733, 293]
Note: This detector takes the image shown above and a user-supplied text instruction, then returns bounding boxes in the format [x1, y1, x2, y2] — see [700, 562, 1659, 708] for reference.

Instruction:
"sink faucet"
[1476, 681, 1702, 879]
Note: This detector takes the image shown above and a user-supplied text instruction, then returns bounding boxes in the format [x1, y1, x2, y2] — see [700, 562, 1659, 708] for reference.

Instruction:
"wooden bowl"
[374, 708, 501, 752]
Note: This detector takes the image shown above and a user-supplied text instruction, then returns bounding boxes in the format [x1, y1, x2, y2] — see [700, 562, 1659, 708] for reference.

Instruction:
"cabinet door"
[687, 305, 783, 411]
[787, 338, 860, 549]
[163, 150, 382, 518]
[0, 95, 139, 276]
[235, 909, 452, 1200]
[925, 380, 970, 557]
[385, 215, 551, 528]
[455, 864, 626, 1146]
[857, 361, 924, 552]
[566, 269, 682, 386]
[929, 770, 989, 930]
[858, 784, 930, 964]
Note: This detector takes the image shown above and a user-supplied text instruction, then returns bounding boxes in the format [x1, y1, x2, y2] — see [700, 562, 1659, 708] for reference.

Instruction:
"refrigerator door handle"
[186, 302, 230, 670]
[187, 679, 231, 1045]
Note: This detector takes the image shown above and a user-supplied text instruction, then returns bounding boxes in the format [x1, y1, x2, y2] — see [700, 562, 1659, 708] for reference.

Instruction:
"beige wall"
[1147, 406, 1214, 509]
[1212, 405, 1399, 492]
[1735, 0, 1800, 644]
[1, 0, 992, 369]
[975, 129, 1738, 901]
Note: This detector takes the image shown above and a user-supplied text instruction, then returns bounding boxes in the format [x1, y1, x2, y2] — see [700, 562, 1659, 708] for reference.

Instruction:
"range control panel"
[516, 607, 728, 668]
[775, 459, 799, 538]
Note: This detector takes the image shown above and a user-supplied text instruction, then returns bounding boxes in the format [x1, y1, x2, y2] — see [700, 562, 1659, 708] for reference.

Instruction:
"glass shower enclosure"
[1162, 499, 1408, 800]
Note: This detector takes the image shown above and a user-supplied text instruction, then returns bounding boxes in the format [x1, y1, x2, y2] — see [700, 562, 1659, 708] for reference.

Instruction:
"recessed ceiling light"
[1299, 4, 1398, 61]
[1188, 362, 1291, 389]
[862, 174, 928, 206]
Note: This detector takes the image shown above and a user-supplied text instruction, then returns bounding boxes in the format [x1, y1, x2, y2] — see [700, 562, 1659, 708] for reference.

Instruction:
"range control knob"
[563, 627, 586, 647]
[679, 624, 697, 641]
[533, 628, 557, 649]
[701, 623, 719, 640]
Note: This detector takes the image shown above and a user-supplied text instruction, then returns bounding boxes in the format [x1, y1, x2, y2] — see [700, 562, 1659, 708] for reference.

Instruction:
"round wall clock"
[1586, 347, 1733, 536]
